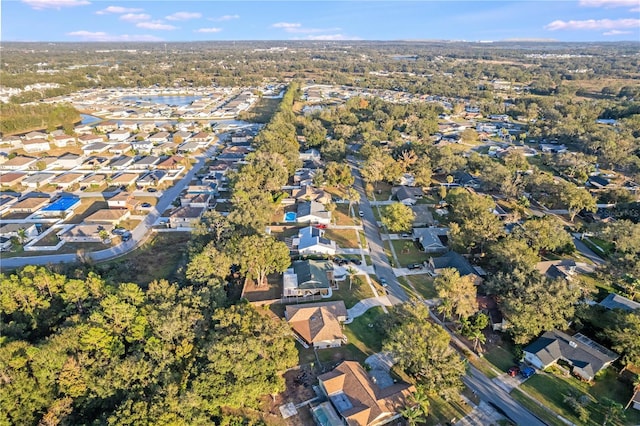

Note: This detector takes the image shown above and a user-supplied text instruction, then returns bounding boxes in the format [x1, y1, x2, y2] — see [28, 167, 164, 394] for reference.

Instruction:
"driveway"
[572, 235, 605, 265]
[351, 165, 408, 304]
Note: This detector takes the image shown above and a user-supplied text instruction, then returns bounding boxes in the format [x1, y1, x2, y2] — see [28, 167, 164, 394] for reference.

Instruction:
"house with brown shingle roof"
[318, 361, 416, 426]
[52, 134, 75, 147]
[84, 208, 130, 225]
[0, 156, 37, 171]
[285, 301, 347, 349]
[0, 172, 27, 187]
[156, 155, 185, 170]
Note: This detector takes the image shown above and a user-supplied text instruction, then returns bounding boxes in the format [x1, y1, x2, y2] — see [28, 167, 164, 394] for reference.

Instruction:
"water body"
[121, 95, 201, 107]
[80, 114, 102, 125]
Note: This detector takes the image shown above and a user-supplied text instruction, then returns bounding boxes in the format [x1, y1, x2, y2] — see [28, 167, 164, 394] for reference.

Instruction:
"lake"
[121, 95, 201, 106]
[80, 114, 102, 125]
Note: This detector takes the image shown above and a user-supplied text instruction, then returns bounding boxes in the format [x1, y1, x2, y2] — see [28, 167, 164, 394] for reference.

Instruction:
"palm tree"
[16, 228, 28, 245]
[346, 266, 358, 290]
[601, 398, 625, 425]
[437, 298, 454, 321]
[410, 386, 430, 417]
[345, 187, 360, 216]
[401, 406, 425, 426]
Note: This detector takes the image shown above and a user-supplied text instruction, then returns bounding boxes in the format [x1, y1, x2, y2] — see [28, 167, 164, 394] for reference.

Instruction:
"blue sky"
[2, 0, 639, 42]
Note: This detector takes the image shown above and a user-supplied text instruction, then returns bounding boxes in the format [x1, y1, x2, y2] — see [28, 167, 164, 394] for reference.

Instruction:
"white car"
[359, 210, 364, 217]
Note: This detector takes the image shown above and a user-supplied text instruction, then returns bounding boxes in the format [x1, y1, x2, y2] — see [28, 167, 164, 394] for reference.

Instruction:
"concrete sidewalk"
[345, 296, 393, 322]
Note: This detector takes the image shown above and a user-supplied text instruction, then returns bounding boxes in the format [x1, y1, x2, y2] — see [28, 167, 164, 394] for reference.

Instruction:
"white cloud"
[23, 0, 89, 10]
[304, 34, 361, 41]
[194, 27, 223, 33]
[120, 13, 150, 22]
[603, 29, 633, 35]
[545, 18, 640, 30]
[96, 5, 142, 14]
[165, 12, 202, 21]
[209, 14, 239, 22]
[67, 30, 161, 41]
[271, 22, 302, 30]
[136, 21, 178, 31]
[579, 0, 638, 7]
[271, 22, 341, 34]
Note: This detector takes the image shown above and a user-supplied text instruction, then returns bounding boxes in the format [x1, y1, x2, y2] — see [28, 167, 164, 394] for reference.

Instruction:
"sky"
[2, 0, 639, 42]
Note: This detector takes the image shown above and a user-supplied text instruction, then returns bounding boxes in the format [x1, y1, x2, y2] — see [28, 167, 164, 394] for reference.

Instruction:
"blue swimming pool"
[41, 197, 80, 212]
[284, 212, 297, 222]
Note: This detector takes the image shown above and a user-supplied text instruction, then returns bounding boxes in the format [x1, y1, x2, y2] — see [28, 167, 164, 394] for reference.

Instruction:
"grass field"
[484, 345, 517, 373]
[324, 228, 359, 248]
[390, 239, 429, 267]
[238, 97, 281, 123]
[403, 274, 438, 299]
[343, 306, 385, 355]
[333, 203, 355, 226]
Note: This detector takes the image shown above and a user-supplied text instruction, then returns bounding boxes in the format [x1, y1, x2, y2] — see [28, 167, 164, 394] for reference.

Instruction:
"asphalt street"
[351, 163, 409, 304]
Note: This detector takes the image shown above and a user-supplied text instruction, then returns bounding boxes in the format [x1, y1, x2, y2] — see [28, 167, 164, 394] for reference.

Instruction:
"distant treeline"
[0, 103, 80, 135]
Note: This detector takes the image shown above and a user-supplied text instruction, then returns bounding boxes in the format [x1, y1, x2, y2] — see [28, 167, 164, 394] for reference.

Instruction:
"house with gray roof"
[427, 251, 483, 284]
[392, 185, 423, 206]
[599, 293, 640, 312]
[297, 201, 331, 225]
[283, 260, 337, 298]
[523, 330, 618, 381]
[412, 227, 447, 253]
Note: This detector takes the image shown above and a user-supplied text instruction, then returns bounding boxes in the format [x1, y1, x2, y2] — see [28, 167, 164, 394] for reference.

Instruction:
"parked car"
[314, 224, 328, 229]
[520, 366, 535, 379]
[407, 263, 423, 270]
[359, 210, 364, 217]
[140, 202, 152, 208]
[401, 233, 412, 239]
[333, 257, 348, 266]
[380, 277, 387, 287]
[147, 188, 157, 192]
[350, 258, 362, 265]
[507, 366, 520, 377]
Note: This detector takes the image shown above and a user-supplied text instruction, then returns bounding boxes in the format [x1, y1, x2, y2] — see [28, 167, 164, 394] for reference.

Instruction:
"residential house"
[50, 172, 84, 189]
[131, 155, 160, 170]
[535, 260, 578, 281]
[190, 131, 211, 144]
[150, 142, 179, 155]
[285, 300, 348, 348]
[108, 143, 132, 155]
[108, 129, 130, 142]
[177, 141, 201, 154]
[588, 175, 611, 189]
[318, 360, 416, 426]
[599, 293, 640, 312]
[297, 201, 331, 225]
[0, 156, 37, 171]
[111, 173, 140, 187]
[78, 134, 104, 145]
[96, 121, 119, 133]
[109, 156, 135, 170]
[410, 205, 436, 228]
[119, 122, 139, 131]
[84, 208, 131, 225]
[81, 156, 109, 170]
[0, 236, 12, 251]
[426, 251, 483, 284]
[291, 185, 332, 204]
[22, 173, 55, 189]
[82, 142, 109, 155]
[186, 184, 218, 195]
[523, 330, 618, 381]
[24, 131, 47, 140]
[139, 122, 156, 133]
[630, 390, 640, 411]
[540, 144, 568, 154]
[0, 223, 38, 242]
[293, 226, 337, 256]
[453, 171, 481, 189]
[23, 139, 51, 153]
[0, 193, 20, 213]
[137, 170, 167, 187]
[168, 206, 205, 228]
[107, 192, 137, 210]
[149, 132, 170, 144]
[392, 186, 423, 206]
[8, 196, 49, 213]
[477, 295, 506, 332]
[130, 140, 154, 154]
[173, 130, 192, 141]
[52, 134, 75, 147]
[52, 153, 82, 169]
[299, 148, 321, 162]
[58, 223, 114, 243]
[81, 173, 107, 187]
[283, 260, 337, 298]
[0, 172, 27, 187]
[156, 155, 186, 170]
[74, 124, 93, 134]
[180, 193, 212, 208]
[412, 228, 447, 253]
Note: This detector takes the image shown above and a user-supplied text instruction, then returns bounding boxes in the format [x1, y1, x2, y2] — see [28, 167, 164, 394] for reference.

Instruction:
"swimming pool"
[284, 212, 297, 222]
[311, 402, 342, 426]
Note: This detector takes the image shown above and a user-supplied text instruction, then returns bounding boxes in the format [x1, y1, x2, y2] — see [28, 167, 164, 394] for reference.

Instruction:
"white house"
[296, 201, 331, 225]
[22, 139, 51, 153]
[293, 226, 337, 256]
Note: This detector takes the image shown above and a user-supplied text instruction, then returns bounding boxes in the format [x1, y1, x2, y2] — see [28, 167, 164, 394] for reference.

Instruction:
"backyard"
[324, 228, 360, 248]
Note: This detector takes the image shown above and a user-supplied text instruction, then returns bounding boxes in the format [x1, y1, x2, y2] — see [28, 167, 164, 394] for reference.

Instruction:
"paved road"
[351, 163, 408, 304]
[572, 236, 605, 265]
[463, 365, 547, 426]
[1, 148, 214, 269]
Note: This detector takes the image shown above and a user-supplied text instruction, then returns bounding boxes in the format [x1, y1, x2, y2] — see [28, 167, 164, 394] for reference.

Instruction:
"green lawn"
[403, 274, 438, 299]
[238, 97, 281, 123]
[484, 345, 517, 373]
[510, 388, 566, 426]
[343, 306, 385, 355]
[324, 228, 359, 248]
[390, 239, 429, 267]
[519, 370, 640, 425]
[369, 182, 393, 202]
[426, 394, 473, 426]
